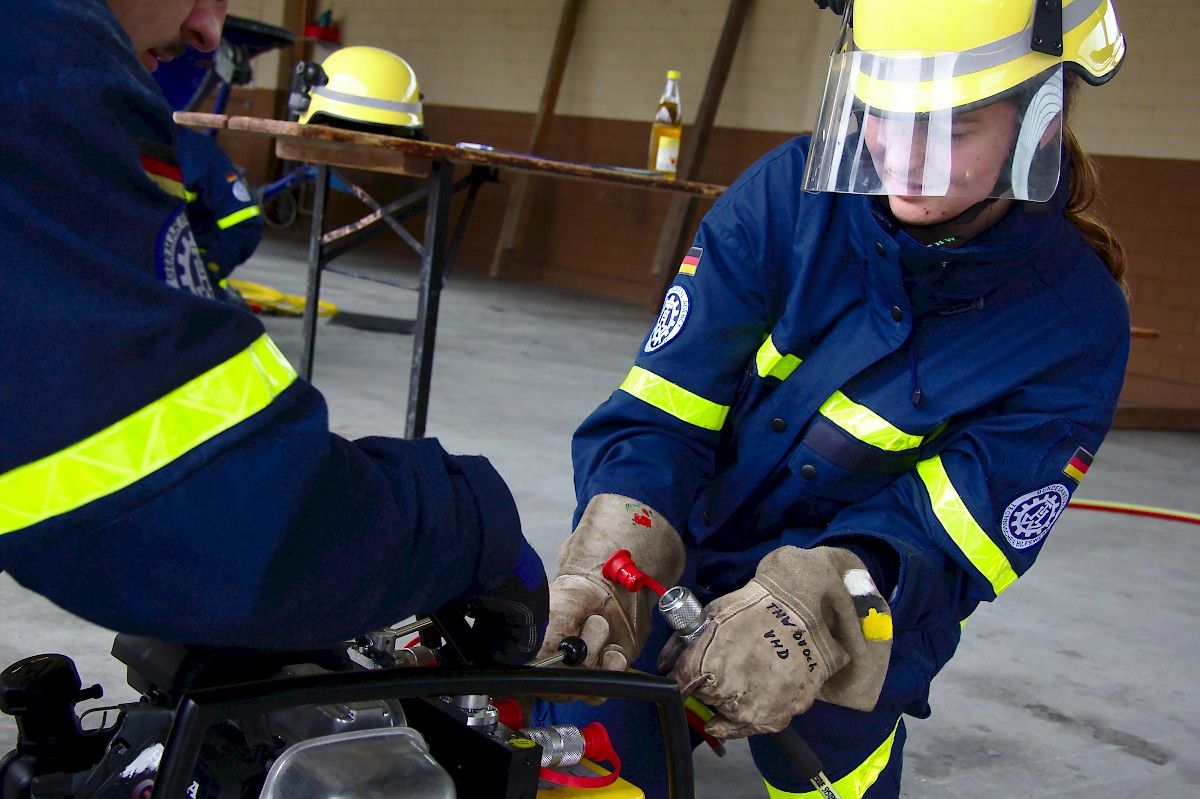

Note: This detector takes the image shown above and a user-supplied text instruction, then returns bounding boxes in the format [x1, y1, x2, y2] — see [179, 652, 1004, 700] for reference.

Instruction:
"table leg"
[406, 160, 453, 439]
[299, 164, 331, 381]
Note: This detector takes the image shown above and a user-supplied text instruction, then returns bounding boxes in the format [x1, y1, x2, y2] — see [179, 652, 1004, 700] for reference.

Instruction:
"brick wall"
[1095, 156, 1200, 413]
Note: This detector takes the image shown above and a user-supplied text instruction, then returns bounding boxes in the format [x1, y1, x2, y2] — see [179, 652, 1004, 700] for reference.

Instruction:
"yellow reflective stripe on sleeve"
[620, 365, 729, 431]
[0, 335, 297, 536]
[917, 455, 1018, 596]
[764, 721, 899, 799]
[819, 390, 924, 452]
[217, 204, 262, 230]
[755, 336, 803, 381]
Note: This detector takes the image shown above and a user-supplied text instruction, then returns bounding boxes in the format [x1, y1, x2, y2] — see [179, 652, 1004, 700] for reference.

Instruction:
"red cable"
[686, 708, 726, 757]
[1068, 499, 1200, 526]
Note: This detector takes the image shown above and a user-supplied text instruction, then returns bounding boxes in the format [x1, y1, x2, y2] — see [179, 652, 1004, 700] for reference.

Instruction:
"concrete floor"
[3, 230, 1198, 797]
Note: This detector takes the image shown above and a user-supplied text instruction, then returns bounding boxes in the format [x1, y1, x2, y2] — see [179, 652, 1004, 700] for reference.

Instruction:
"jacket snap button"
[800, 464, 817, 479]
[875, 242, 886, 256]
[891, 306, 903, 322]
[771, 418, 787, 432]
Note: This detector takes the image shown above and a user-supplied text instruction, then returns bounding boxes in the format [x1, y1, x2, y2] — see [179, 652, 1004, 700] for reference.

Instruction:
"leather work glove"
[658, 546, 893, 739]
[536, 494, 685, 673]
[463, 539, 550, 666]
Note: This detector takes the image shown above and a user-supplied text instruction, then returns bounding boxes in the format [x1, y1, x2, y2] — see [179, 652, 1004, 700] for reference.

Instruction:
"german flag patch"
[1063, 446, 1093, 484]
[138, 138, 186, 200]
[678, 246, 702, 276]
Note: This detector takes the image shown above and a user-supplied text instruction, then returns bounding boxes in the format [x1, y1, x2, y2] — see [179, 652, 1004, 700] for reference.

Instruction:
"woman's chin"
[886, 194, 963, 226]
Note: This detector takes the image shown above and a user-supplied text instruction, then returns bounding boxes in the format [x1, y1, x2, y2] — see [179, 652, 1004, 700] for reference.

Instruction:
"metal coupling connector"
[658, 586, 709, 643]
[518, 724, 586, 767]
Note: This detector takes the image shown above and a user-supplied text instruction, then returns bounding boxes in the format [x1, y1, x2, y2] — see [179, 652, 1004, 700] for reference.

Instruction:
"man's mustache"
[157, 38, 187, 60]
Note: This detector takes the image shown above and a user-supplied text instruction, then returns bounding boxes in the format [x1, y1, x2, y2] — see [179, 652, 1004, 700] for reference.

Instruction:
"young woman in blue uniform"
[0, 0, 546, 662]
[534, 1, 1129, 795]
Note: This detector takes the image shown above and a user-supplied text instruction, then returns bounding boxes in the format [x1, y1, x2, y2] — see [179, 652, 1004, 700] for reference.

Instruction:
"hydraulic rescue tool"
[603, 550, 847, 799]
[1, 611, 696, 799]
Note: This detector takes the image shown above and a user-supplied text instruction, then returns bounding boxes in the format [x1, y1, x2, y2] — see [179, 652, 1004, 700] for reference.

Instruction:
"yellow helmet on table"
[803, 0, 1125, 202]
[299, 46, 424, 137]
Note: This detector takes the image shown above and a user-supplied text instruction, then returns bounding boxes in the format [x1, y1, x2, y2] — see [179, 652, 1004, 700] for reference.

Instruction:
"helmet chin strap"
[878, 195, 1007, 247]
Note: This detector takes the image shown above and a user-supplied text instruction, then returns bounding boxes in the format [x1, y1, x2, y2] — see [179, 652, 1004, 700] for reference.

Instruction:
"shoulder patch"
[644, 285, 690, 353]
[157, 206, 215, 299]
[231, 178, 252, 203]
[1002, 484, 1070, 550]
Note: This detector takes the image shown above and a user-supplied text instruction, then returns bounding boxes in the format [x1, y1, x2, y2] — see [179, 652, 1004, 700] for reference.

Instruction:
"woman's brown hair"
[1063, 74, 1129, 295]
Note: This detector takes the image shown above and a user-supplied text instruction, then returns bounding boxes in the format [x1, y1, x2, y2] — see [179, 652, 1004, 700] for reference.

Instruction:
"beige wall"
[229, 0, 840, 131]
[226, 0, 290, 90]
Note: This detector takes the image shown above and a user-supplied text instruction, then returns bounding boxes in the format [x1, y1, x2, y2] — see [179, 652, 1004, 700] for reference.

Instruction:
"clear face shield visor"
[802, 20, 1066, 203]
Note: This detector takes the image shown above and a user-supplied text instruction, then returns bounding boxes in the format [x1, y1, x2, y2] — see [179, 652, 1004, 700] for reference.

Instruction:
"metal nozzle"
[658, 586, 709, 642]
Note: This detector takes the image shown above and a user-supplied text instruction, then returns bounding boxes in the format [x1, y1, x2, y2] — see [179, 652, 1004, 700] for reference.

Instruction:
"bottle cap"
[667, 70, 681, 80]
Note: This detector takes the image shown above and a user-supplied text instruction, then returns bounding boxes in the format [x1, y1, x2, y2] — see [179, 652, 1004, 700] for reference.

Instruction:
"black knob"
[558, 636, 588, 667]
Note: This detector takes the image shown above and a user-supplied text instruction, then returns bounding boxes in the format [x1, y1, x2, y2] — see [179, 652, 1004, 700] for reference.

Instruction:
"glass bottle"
[647, 70, 682, 179]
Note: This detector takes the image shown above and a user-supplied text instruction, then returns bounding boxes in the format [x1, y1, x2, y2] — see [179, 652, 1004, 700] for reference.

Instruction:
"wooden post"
[489, 0, 586, 278]
[649, 0, 752, 304]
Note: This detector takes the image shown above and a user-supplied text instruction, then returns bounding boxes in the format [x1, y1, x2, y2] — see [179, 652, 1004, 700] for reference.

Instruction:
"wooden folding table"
[175, 112, 726, 438]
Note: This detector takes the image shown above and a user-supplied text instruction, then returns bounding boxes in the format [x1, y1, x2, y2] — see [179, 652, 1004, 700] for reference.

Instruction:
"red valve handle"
[538, 722, 623, 789]
[601, 550, 667, 597]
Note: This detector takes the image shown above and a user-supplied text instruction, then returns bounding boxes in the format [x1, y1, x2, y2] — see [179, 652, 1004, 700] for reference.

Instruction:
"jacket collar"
[851, 178, 1068, 314]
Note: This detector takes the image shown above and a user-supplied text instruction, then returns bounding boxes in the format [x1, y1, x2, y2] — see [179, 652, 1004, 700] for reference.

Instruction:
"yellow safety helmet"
[804, 0, 1125, 202]
[299, 46, 424, 136]
[848, 0, 1124, 114]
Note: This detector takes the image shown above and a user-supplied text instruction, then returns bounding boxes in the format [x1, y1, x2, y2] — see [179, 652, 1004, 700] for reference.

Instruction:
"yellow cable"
[227, 279, 339, 317]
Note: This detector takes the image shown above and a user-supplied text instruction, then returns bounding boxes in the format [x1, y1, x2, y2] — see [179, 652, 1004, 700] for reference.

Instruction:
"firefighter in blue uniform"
[534, 0, 1129, 795]
[152, 42, 264, 294]
[0, 0, 547, 664]
[175, 126, 264, 290]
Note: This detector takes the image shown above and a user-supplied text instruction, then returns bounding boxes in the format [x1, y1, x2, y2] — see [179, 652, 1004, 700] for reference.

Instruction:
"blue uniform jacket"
[0, 0, 525, 649]
[177, 127, 264, 282]
[573, 136, 1129, 710]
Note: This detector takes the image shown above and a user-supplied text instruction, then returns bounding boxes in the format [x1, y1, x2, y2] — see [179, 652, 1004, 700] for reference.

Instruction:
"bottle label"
[654, 135, 680, 173]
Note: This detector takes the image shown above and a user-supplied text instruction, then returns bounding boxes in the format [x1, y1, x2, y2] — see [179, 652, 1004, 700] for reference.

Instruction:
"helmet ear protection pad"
[287, 61, 328, 121]
[813, 0, 849, 16]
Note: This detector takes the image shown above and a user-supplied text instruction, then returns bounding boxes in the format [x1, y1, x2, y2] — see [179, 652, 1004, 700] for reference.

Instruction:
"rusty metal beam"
[650, 0, 753, 304]
[488, 0, 586, 278]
